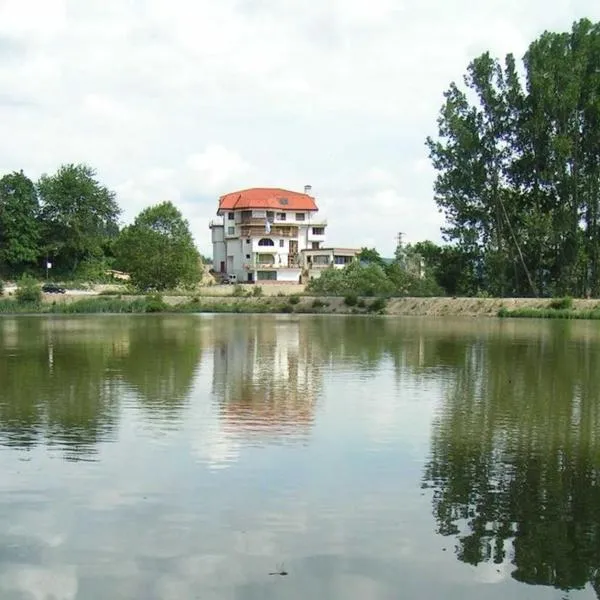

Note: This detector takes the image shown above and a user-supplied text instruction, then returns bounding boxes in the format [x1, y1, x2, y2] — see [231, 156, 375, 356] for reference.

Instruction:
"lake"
[0, 314, 599, 599]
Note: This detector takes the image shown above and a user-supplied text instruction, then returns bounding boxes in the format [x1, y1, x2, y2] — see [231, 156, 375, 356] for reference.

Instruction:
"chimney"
[304, 184, 312, 195]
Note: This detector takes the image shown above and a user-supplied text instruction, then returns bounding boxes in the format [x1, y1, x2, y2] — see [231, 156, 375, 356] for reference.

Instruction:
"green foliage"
[308, 262, 394, 297]
[0, 171, 40, 271]
[0, 280, 3, 296]
[311, 299, 326, 308]
[288, 294, 300, 305]
[145, 293, 167, 313]
[252, 285, 263, 297]
[344, 293, 358, 306]
[114, 201, 200, 291]
[231, 284, 244, 297]
[367, 297, 387, 313]
[38, 163, 120, 275]
[498, 306, 600, 320]
[427, 19, 600, 298]
[280, 303, 294, 313]
[357, 247, 385, 267]
[549, 297, 574, 310]
[15, 275, 41, 305]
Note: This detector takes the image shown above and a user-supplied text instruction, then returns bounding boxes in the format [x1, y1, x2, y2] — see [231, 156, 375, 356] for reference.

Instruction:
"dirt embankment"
[384, 297, 600, 317]
[32, 284, 600, 317]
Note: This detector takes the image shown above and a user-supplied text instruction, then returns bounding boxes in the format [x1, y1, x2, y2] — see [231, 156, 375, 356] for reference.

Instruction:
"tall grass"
[498, 306, 600, 320]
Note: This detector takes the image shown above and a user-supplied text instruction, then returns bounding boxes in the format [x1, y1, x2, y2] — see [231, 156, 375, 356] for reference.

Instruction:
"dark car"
[42, 283, 66, 294]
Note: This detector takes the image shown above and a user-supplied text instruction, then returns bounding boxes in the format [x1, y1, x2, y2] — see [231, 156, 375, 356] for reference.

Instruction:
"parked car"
[42, 283, 66, 294]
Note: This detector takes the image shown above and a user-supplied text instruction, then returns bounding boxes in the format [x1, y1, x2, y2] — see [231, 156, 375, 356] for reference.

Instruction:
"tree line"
[426, 18, 600, 298]
[0, 164, 200, 290]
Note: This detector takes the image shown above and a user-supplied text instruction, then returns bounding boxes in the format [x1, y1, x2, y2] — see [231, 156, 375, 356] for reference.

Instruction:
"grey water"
[1, 314, 599, 599]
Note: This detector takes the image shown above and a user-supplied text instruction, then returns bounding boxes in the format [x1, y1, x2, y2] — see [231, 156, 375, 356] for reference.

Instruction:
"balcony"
[242, 226, 299, 239]
[244, 259, 300, 270]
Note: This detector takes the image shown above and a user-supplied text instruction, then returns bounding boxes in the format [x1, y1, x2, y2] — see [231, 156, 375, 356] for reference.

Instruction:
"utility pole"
[395, 232, 405, 265]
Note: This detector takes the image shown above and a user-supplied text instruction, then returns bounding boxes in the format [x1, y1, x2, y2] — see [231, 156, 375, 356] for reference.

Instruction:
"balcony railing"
[244, 260, 300, 270]
[241, 227, 298, 238]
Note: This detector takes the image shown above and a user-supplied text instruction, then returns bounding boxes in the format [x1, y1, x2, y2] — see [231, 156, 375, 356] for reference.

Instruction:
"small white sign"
[46, 262, 52, 269]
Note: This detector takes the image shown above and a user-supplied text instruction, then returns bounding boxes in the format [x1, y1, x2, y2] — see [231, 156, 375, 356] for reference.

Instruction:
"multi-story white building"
[210, 186, 328, 283]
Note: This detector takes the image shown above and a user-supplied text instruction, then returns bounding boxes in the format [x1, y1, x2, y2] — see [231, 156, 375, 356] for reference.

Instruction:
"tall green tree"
[0, 171, 39, 273]
[114, 201, 201, 291]
[427, 18, 600, 298]
[37, 163, 120, 274]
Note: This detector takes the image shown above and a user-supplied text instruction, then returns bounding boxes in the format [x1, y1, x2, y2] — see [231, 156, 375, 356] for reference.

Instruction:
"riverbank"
[2, 294, 600, 317]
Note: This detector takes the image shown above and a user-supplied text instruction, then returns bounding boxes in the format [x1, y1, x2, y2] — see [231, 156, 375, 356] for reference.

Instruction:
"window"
[246, 239, 251, 244]
[245, 254, 250, 259]
[296, 213, 305, 221]
[311, 242, 320, 249]
[258, 238, 274, 246]
[312, 227, 325, 235]
[279, 239, 285, 247]
[258, 253, 275, 264]
[335, 255, 350, 265]
[258, 271, 277, 280]
[227, 226, 235, 235]
[313, 255, 329, 265]
[266, 211, 274, 222]
[228, 212, 234, 220]
[277, 213, 286, 221]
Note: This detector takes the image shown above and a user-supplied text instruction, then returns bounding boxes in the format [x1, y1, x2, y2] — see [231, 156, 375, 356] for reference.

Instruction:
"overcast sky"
[1, 0, 599, 256]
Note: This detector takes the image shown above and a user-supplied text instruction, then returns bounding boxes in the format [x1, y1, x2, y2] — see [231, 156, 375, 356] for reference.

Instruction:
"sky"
[1, 0, 599, 257]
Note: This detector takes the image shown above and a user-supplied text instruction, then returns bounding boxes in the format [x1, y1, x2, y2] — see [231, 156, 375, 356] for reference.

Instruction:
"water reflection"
[2, 315, 600, 598]
[422, 320, 600, 596]
[211, 317, 322, 441]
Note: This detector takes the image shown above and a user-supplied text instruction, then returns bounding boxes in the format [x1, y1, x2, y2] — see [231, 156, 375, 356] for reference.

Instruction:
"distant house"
[301, 247, 360, 279]
[210, 186, 329, 283]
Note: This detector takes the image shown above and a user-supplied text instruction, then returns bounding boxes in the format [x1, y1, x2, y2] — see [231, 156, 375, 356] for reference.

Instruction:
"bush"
[288, 294, 300, 305]
[344, 293, 358, 306]
[252, 285, 263, 297]
[0, 280, 3, 296]
[312, 299, 326, 309]
[15, 275, 41, 305]
[367, 297, 387, 313]
[232, 284, 244, 297]
[549, 296, 573, 310]
[145, 293, 167, 312]
[280, 304, 294, 313]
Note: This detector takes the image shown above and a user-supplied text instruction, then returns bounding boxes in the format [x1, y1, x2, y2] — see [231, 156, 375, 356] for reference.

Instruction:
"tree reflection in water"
[422, 321, 600, 596]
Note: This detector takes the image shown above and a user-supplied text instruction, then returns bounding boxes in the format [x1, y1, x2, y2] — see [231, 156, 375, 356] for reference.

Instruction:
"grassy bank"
[0, 294, 387, 315]
[3, 293, 600, 319]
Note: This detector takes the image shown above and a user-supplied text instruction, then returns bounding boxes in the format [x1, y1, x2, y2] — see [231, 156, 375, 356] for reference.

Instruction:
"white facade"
[210, 197, 327, 283]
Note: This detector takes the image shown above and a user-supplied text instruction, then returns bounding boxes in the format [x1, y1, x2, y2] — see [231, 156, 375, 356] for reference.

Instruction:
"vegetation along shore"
[2, 278, 600, 318]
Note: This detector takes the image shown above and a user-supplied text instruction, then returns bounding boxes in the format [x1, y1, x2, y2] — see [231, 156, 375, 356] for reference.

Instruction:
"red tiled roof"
[218, 188, 318, 212]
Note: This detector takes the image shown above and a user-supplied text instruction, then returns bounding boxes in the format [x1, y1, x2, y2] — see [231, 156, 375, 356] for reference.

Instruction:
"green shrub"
[252, 286, 263, 297]
[288, 294, 300, 305]
[357, 298, 366, 308]
[15, 275, 41, 305]
[280, 304, 294, 313]
[344, 293, 358, 306]
[312, 299, 326, 309]
[367, 297, 387, 313]
[145, 293, 167, 312]
[0, 280, 3, 296]
[549, 296, 573, 310]
[232, 284, 244, 297]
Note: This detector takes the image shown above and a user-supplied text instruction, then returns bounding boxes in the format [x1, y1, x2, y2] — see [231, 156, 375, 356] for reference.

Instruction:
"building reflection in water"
[211, 317, 322, 443]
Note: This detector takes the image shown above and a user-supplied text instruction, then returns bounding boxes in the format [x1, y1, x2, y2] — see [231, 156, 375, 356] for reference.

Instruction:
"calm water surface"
[1, 314, 600, 599]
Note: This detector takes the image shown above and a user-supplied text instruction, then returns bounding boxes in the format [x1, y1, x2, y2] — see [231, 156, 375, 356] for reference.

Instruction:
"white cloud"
[1, 0, 600, 255]
[0, 565, 77, 600]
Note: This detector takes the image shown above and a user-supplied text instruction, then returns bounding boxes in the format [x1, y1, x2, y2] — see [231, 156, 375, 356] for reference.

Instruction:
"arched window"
[258, 238, 274, 246]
